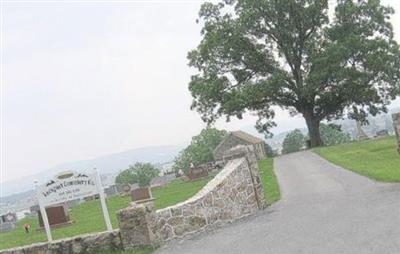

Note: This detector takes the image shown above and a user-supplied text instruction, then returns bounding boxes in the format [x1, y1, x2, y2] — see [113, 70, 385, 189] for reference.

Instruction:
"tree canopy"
[115, 162, 160, 188]
[282, 129, 306, 154]
[173, 128, 227, 173]
[188, 0, 400, 147]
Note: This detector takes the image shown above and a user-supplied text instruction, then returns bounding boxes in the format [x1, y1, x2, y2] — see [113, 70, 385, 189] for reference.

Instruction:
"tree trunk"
[304, 114, 323, 148]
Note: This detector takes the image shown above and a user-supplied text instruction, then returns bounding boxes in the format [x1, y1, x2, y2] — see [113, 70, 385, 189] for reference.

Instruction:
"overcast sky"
[1, 0, 400, 183]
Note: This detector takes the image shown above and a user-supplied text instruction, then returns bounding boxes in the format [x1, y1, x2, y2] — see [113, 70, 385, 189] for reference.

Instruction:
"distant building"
[213, 130, 267, 161]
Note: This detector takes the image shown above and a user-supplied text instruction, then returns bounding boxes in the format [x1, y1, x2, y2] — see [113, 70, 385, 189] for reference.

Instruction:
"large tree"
[188, 0, 400, 147]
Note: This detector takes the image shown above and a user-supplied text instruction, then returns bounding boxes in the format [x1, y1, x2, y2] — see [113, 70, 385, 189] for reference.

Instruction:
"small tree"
[282, 129, 306, 154]
[116, 162, 159, 188]
[173, 128, 227, 173]
[115, 169, 135, 185]
[320, 123, 351, 146]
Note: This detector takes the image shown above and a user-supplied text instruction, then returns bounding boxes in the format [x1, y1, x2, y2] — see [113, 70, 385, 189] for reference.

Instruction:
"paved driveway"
[156, 151, 400, 254]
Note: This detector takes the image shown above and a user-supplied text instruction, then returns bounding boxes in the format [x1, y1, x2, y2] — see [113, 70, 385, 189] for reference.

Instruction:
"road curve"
[156, 151, 400, 254]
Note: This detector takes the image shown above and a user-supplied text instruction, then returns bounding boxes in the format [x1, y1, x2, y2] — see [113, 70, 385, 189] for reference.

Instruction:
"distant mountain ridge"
[1, 145, 184, 197]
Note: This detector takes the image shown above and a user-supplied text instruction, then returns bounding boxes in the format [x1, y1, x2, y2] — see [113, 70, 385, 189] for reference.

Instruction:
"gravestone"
[375, 129, 389, 137]
[38, 204, 72, 229]
[104, 185, 118, 197]
[0, 212, 17, 233]
[187, 166, 208, 180]
[1, 212, 17, 223]
[118, 184, 132, 194]
[392, 113, 400, 153]
[131, 187, 154, 204]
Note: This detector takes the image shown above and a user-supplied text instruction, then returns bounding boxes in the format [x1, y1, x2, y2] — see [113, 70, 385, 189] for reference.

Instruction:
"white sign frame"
[35, 168, 112, 242]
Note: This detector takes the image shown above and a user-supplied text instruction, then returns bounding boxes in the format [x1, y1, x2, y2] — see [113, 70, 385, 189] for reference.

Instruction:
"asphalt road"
[156, 151, 400, 254]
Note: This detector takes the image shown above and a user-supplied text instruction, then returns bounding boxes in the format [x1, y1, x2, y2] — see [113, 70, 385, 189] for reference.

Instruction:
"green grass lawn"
[258, 158, 280, 205]
[314, 136, 400, 182]
[0, 175, 214, 250]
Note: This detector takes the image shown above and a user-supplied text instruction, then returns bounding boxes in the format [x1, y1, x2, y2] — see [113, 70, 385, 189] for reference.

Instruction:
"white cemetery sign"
[36, 169, 112, 242]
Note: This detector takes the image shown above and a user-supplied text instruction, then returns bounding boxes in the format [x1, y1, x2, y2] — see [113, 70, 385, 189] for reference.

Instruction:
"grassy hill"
[314, 136, 400, 182]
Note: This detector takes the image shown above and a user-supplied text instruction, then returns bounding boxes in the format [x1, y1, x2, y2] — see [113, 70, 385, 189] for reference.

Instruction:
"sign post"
[94, 168, 113, 231]
[36, 169, 113, 242]
[35, 181, 53, 242]
[38, 200, 53, 242]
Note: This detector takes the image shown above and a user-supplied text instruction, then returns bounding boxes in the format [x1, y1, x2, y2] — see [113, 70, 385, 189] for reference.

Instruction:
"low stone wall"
[155, 157, 261, 241]
[393, 113, 400, 153]
[0, 230, 122, 254]
[118, 145, 265, 249]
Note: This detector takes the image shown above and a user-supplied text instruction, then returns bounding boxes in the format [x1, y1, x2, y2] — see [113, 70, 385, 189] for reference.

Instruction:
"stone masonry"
[118, 145, 266, 249]
[0, 230, 122, 254]
[392, 113, 400, 153]
[117, 202, 161, 249]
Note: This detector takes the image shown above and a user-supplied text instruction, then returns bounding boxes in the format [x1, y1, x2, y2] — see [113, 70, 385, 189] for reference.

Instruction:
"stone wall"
[118, 145, 265, 249]
[393, 113, 400, 153]
[0, 230, 122, 254]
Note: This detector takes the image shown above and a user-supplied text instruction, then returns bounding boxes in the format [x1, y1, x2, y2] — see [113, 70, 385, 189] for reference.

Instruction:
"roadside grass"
[0, 175, 214, 250]
[258, 158, 280, 205]
[314, 136, 400, 182]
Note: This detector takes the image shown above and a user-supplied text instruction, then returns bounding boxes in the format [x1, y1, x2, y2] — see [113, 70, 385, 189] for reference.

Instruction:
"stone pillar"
[392, 113, 400, 154]
[223, 145, 266, 209]
[117, 202, 160, 250]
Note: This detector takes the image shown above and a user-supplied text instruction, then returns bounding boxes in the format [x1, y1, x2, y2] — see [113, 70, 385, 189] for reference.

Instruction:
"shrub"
[282, 129, 306, 154]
